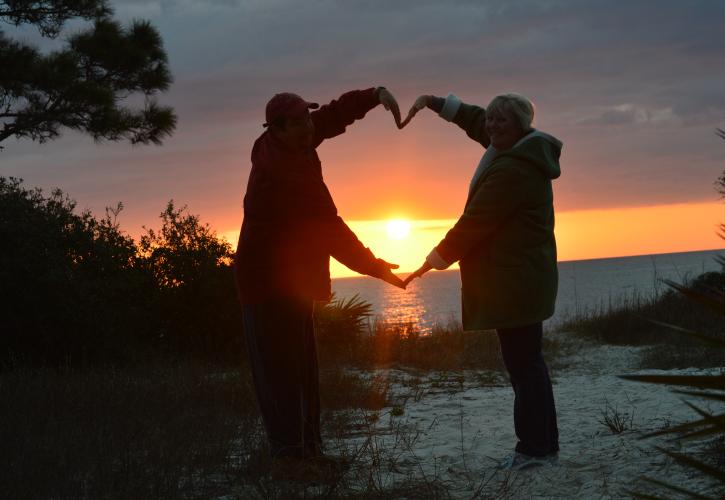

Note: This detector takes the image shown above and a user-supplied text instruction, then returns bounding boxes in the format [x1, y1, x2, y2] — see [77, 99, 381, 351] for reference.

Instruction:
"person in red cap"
[234, 86, 404, 478]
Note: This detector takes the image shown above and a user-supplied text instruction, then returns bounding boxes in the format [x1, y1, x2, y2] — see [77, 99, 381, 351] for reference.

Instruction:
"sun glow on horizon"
[386, 219, 411, 240]
[220, 201, 725, 279]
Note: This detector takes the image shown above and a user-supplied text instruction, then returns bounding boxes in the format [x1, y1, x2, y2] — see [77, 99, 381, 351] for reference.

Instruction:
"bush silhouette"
[0, 177, 151, 365]
[0, 178, 243, 367]
[138, 201, 242, 362]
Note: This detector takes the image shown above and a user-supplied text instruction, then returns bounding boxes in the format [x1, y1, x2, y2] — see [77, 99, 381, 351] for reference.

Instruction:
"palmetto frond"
[315, 293, 373, 340]
[623, 243, 725, 497]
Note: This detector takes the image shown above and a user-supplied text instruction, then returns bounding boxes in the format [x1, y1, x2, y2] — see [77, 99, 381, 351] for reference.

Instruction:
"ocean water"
[331, 249, 724, 331]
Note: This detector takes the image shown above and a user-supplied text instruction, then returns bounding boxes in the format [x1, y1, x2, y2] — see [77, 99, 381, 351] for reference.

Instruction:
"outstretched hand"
[400, 95, 430, 129]
[402, 261, 433, 288]
[376, 259, 406, 289]
[377, 88, 403, 129]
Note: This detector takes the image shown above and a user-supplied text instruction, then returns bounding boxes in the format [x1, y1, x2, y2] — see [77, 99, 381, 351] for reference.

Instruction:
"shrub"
[0, 177, 154, 366]
[0, 178, 244, 367]
[138, 201, 243, 363]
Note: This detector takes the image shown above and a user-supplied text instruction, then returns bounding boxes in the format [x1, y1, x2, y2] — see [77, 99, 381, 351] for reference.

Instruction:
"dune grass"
[315, 294, 562, 373]
[0, 360, 254, 499]
[0, 360, 393, 499]
[560, 271, 725, 369]
[1, 358, 523, 499]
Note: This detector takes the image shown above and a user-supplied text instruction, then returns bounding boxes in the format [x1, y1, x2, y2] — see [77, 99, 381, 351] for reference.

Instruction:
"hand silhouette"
[400, 94, 430, 129]
[376, 259, 406, 289]
[378, 88, 403, 129]
[402, 261, 433, 288]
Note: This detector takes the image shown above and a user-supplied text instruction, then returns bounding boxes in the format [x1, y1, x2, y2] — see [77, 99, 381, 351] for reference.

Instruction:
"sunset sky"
[2, 1, 724, 277]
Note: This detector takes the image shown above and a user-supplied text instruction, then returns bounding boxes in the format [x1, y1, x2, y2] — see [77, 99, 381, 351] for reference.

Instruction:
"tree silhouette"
[0, 0, 176, 147]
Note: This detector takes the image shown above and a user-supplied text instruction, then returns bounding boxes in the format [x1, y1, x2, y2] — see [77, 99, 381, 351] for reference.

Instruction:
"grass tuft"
[561, 271, 725, 369]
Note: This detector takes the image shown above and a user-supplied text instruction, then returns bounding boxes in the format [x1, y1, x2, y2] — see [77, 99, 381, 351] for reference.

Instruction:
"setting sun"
[386, 219, 411, 240]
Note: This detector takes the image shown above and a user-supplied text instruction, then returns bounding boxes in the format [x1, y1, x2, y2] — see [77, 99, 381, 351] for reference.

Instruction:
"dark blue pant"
[497, 322, 559, 457]
[242, 297, 322, 459]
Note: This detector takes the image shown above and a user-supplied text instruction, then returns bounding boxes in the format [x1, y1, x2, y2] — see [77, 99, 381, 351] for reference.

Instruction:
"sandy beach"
[315, 334, 724, 498]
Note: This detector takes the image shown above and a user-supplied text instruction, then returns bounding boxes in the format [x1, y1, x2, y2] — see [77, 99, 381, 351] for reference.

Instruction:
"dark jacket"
[434, 100, 562, 330]
[235, 88, 385, 303]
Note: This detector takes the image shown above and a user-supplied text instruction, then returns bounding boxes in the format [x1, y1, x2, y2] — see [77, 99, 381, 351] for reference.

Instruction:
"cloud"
[577, 104, 678, 126]
[4, 0, 725, 228]
[143, 0, 725, 130]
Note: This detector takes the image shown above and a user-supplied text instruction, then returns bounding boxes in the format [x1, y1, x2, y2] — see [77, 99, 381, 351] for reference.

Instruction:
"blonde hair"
[487, 93, 535, 131]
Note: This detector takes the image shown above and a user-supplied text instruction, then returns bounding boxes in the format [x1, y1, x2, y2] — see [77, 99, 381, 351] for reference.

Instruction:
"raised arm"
[401, 93, 490, 147]
[310, 87, 401, 146]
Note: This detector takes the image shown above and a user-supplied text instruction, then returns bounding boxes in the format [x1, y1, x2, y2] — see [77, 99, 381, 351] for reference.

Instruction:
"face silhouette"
[274, 111, 314, 151]
[486, 110, 525, 151]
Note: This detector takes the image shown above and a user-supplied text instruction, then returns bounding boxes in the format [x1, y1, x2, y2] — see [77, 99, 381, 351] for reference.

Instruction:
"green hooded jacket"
[434, 101, 562, 330]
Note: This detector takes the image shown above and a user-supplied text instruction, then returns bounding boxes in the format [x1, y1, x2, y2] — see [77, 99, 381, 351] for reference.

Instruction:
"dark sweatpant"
[497, 322, 559, 457]
[242, 297, 322, 459]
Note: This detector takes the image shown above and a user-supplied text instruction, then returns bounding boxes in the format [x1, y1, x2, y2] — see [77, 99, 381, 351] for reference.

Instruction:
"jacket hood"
[499, 130, 562, 180]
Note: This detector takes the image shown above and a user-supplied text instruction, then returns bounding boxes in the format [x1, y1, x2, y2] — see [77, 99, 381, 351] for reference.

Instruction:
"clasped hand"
[376, 258, 432, 290]
[376, 259, 432, 290]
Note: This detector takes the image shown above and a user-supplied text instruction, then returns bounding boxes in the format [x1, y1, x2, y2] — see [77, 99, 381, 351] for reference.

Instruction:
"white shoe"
[499, 451, 559, 471]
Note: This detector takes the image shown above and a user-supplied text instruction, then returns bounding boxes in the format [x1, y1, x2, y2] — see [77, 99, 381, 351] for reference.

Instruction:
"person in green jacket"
[402, 92, 561, 470]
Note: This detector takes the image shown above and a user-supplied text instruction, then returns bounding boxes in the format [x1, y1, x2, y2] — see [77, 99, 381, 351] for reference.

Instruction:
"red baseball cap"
[263, 93, 319, 127]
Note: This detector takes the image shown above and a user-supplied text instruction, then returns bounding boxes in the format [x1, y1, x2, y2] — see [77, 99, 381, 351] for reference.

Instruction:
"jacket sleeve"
[435, 93, 490, 147]
[434, 163, 534, 264]
[250, 175, 383, 276]
[324, 216, 384, 277]
[311, 88, 380, 147]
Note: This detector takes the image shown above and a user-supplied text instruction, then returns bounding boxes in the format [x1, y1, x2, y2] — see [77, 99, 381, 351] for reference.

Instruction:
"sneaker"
[499, 451, 559, 471]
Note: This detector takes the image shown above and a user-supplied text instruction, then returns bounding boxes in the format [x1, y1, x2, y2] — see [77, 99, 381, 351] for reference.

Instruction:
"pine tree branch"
[0, 1, 112, 37]
[0, 12, 176, 147]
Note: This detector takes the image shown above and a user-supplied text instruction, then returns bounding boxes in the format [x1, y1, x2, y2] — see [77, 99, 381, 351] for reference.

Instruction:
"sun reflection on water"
[375, 284, 427, 328]
[331, 270, 463, 334]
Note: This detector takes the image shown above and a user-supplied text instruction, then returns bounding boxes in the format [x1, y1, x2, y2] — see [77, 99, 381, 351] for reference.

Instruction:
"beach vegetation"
[598, 400, 636, 434]
[560, 269, 725, 369]
[622, 279, 725, 499]
[0, 177, 243, 368]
